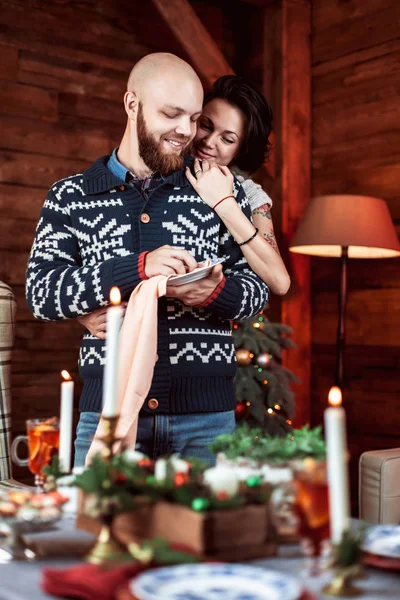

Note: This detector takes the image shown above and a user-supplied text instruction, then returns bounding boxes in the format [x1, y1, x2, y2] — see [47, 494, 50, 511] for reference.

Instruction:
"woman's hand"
[77, 303, 127, 340]
[186, 158, 234, 209]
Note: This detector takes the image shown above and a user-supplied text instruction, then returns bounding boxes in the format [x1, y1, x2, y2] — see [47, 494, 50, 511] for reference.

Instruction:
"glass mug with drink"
[291, 458, 330, 575]
[11, 417, 60, 489]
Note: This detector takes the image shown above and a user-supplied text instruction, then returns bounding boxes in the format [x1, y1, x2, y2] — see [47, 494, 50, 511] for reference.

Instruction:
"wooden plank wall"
[311, 0, 400, 512]
[0, 0, 151, 482]
[0, 0, 242, 481]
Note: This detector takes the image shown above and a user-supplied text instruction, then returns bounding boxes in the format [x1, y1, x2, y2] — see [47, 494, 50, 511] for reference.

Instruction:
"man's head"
[124, 53, 203, 176]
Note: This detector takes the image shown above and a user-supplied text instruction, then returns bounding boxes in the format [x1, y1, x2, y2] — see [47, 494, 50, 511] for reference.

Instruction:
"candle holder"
[96, 415, 123, 463]
[322, 564, 364, 597]
[85, 414, 127, 564]
[323, 528, 366, 597]
[86, 513, 127, 565]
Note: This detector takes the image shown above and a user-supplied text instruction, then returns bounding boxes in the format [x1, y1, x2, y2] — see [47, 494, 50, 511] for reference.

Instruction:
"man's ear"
[124, 91, 137, 119]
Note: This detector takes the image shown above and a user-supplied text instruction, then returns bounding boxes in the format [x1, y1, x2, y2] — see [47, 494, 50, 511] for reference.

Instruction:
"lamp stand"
[335, 246, 348, 388]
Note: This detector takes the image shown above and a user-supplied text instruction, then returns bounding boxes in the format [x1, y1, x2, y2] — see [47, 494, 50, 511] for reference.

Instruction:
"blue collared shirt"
[107, 148, 164, 199]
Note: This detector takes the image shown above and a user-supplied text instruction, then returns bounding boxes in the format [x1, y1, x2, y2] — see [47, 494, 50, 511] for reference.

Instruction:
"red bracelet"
[213, 195, 235, 211]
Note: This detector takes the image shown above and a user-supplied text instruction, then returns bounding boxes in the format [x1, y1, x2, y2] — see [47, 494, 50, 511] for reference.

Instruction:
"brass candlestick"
[85, 414, 127, 565]
[86, 514, 127, 565]
[97, 415, 123, 462]
[323, 564, 364, 597]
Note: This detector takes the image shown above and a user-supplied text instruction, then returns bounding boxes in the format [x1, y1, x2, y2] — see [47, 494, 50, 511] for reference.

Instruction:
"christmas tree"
[233, 312, 299, 435]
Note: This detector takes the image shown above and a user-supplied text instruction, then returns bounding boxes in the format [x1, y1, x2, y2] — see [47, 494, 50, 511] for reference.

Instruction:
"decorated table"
[2, 326, 398, 600]
[0, 516, 398, 600]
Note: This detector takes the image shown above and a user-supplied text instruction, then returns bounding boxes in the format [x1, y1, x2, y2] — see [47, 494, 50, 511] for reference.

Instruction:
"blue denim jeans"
[74, 410, 235, 468]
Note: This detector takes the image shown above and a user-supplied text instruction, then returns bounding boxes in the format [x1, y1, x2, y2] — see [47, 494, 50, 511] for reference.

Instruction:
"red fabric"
[138, 251, 150, 281]
[41, 562, 145, 600]
[362, 552, 400, 571]
[195, 276, 226, 308]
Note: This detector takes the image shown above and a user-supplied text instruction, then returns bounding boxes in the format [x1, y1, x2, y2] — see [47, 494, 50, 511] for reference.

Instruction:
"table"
[0, 517, 398, 600]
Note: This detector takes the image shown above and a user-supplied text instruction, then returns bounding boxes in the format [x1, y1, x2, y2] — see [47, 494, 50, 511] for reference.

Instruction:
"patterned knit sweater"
[26, 155, 269, 414]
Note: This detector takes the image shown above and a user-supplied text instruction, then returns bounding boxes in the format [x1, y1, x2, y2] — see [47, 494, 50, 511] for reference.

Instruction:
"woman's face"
[192, 98, 246, 166]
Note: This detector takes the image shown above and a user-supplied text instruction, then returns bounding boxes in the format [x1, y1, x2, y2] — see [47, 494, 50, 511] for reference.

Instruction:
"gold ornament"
[236, 348, 252, 366]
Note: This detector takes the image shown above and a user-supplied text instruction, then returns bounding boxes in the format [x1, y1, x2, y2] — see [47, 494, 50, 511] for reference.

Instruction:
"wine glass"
[11, 417, 60, 490]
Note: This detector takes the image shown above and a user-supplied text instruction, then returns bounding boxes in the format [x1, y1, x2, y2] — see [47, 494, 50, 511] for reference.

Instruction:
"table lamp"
[289, 195, 400, 387]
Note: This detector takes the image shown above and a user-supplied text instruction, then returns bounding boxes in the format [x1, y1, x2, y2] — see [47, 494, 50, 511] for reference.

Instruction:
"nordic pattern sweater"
[26, 155, 269, 414]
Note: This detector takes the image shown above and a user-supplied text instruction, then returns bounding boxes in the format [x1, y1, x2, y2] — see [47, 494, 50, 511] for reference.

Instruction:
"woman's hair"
[204, 75, 273, 174]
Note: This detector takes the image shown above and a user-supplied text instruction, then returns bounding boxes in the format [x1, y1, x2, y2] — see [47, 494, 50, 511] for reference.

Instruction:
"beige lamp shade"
[289, 195, 400, 258]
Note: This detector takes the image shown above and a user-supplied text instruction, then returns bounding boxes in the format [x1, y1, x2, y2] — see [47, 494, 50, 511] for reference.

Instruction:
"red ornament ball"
[138, 458, 154, 471]
[234, 401, 248, 419]
[174, 472, 190, 487]
[216, 491, 230, 501]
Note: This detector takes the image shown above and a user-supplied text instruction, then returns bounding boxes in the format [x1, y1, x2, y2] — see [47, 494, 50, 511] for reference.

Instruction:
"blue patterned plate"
[131, 563, 302, 600]
[362, 525, 400, 559]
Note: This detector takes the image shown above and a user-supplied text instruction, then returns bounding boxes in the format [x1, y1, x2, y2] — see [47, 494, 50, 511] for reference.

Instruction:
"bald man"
[26, 53, 269, 467]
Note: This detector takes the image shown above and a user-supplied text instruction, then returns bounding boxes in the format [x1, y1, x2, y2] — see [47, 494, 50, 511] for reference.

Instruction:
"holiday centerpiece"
[73, 449, 278, 562]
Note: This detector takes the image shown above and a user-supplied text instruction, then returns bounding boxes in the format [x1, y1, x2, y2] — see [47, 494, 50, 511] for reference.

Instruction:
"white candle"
[324, 386, 350, 543]
[102, 287, 123, 417]
[154, 458, 168, 482]
[59, 370, 74, 473]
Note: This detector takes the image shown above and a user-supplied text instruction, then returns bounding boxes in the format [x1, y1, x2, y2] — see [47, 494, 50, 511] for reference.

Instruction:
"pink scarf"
[85, 276, 168, 464]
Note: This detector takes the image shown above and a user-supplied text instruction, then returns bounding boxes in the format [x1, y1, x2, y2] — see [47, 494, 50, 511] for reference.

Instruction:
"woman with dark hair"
[188, 75, 290, 295]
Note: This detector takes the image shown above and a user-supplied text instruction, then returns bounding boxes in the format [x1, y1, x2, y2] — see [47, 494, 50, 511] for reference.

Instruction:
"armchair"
[359, 448, 400, 524]
[0, 282, 30, 490]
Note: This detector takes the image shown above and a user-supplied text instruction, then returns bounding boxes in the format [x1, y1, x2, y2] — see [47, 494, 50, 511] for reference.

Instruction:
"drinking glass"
[11, 417, 60, 489]
[291, 459, 330, 575]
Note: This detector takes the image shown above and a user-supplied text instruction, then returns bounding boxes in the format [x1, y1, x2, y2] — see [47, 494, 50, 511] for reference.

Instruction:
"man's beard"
[136, 103, 191, 176]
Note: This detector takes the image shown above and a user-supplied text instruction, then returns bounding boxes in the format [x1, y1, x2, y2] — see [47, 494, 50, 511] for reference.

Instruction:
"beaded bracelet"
[238, 228, 259, 247]
[213, 195, 235, 211]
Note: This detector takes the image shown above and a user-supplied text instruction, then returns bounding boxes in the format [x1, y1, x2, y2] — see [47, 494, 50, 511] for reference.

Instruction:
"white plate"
[131, 563, 303, 600]
[168, 258, 226, 287]
[362, 525, 400, 559]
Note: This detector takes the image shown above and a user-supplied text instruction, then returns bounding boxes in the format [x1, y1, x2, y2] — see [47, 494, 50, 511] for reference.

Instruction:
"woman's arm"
[186, 160, 290, 295]
[216, 198, 290, 295]
[77, 303, 127, 340]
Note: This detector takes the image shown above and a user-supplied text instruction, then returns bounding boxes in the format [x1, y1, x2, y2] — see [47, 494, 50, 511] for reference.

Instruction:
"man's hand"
[145, 245, 198, 277]
[77, 303, 127, 340]
[166, 264, 224, 306]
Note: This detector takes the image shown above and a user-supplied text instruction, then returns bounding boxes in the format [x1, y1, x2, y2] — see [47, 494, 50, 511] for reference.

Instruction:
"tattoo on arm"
[262, 231, 280, 254]
[253, 204, 272, 220]
[253, 203, 280, 255]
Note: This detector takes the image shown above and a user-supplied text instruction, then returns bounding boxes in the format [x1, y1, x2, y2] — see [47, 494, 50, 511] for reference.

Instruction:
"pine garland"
[211, 424, 326, 464]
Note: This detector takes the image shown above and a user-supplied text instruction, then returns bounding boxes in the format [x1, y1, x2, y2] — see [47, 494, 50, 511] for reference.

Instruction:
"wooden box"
[77, 499, 277, 561]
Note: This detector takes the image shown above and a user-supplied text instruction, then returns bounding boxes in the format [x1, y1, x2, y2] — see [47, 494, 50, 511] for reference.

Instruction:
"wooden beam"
[261, 0, 312, 427]
[153, 0, 274, 181]
[152, 0, 233, 87]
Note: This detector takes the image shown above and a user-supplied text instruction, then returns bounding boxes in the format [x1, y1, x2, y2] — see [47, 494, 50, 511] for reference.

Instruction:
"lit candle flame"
[328, 386, 342, 407]
[110, 286, 121, 305]
[61, 370, 72, 381]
